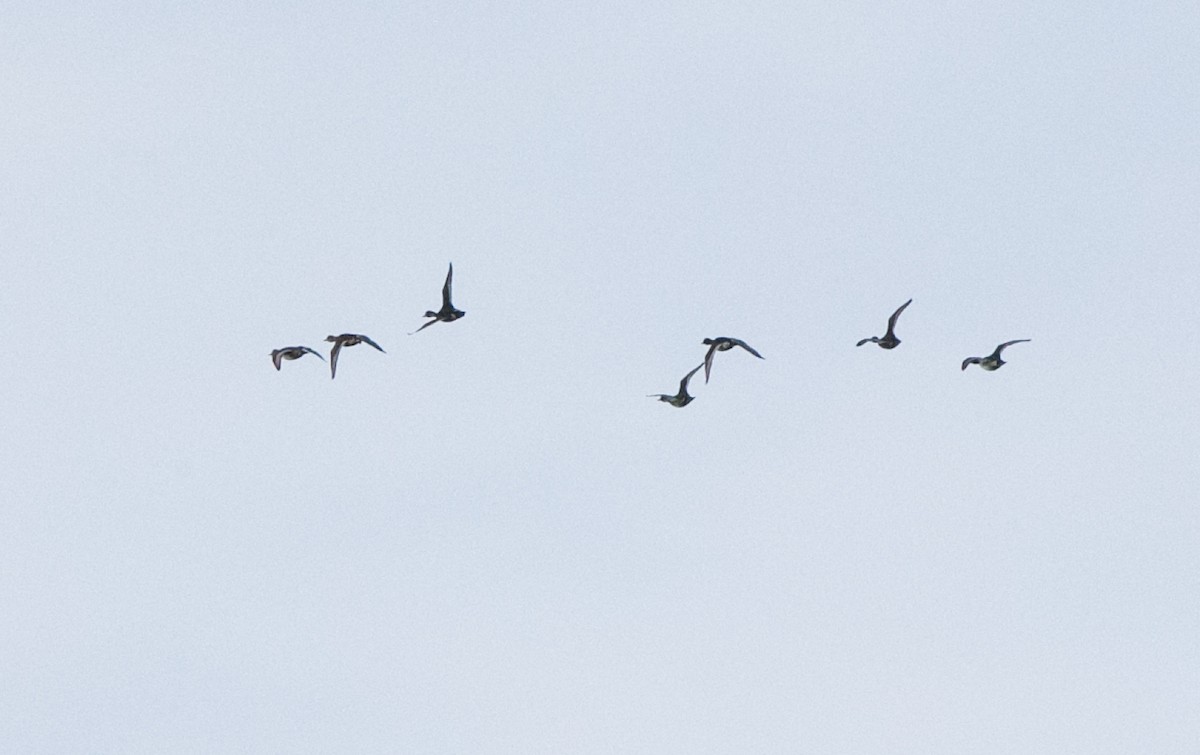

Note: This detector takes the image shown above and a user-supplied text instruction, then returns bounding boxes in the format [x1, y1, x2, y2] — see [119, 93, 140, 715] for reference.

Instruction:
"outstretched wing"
[329, 341, 343, 379]
[887, 298, 913, 333]
[442, 263, 454, 308]
[301, 346, 326, 362]
[409, 319, 438, 335]
[271, 350, 284, 370]
[359, 335, 385, 353]
[680, 363, 704, 393]
[733, 339, 764, 359]
[994, 338, 1031, 356]
[702, 342, 720, 383]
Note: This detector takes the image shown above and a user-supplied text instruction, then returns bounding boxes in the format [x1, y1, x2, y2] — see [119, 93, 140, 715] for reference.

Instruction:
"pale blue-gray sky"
[2, 2, 1198, 752]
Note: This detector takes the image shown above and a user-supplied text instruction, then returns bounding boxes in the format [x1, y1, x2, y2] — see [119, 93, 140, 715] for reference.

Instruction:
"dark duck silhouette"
[648, 364, 705, 408]
[410, 262, 465, 334]
[961, 339, 1031, 371]
[324, 333, 385, 379]
[701, 337, 763, 383]
[856, 298, 912, 349]
[270, 346, 325, 371]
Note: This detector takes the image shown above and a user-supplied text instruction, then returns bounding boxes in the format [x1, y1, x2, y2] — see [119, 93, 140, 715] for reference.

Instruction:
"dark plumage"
[701, 337, 764, 383]
[411, 263, 465, 334]
[961, 339, 1031, 371]
[270, 346, 325, 371]
[856, 298, 912, 349]
[324, 333, 385, 379]
[648, 364, 705, 408]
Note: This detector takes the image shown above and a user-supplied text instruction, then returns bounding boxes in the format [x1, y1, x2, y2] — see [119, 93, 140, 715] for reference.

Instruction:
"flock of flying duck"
[855, 297, 1032, 371]
[270, 262, 463, 379]
[647, 297, 1030, 408]
[271, 267, 1032, 403]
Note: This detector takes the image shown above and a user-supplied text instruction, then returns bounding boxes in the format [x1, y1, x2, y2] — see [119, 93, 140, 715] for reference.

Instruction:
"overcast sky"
[2, 2, 1198, 752]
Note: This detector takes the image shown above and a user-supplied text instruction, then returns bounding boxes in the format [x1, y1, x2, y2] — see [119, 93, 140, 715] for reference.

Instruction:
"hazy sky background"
[2, 2, 1198, 752]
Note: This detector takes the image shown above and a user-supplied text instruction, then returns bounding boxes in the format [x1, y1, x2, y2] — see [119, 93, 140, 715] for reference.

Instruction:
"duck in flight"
[270, 346, 325, 371]
[648, 364, 705, 408]
[856, 298, 913, 349]
[410, 262, 465, 334]
[325, 333, 385, 379]
[701, 337, 764, 383]
[961, 339, 1031, 371]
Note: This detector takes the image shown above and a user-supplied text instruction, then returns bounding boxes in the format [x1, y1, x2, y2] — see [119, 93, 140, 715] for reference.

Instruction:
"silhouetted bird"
[701, 337, 764, 383]
[411, 262, 465, 334]
[270, 346, 325, 371]
[325, 333, 385, 379]
[856, 298, 913, 349]
[649, 364, 705, 408]
[961, 339, 1030, 371]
